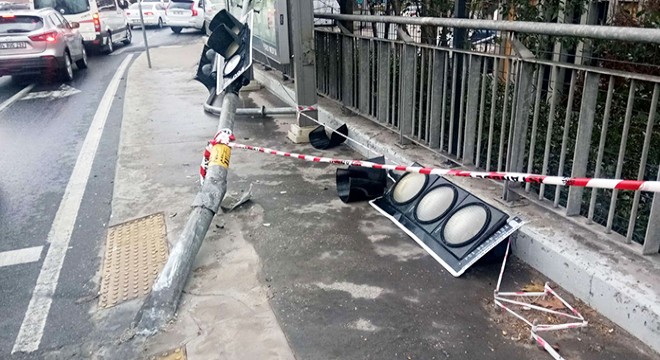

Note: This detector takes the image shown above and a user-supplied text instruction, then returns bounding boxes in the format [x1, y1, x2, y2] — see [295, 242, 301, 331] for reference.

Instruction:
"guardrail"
[313, 13, 660, 254]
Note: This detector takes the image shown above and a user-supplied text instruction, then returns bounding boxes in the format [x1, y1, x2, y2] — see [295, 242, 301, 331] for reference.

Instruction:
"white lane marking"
[0, 246, 43, 268]
[12, 54, 134, 354]
[0, 84, 35, 114]
[20, 84, 81, 101]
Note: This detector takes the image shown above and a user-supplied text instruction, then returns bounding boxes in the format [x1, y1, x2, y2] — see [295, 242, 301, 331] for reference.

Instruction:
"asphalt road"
[0, 27, 204, 358]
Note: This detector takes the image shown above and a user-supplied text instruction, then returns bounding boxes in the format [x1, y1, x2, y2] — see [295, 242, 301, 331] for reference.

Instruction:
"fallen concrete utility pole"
[135, 83, 240, 334]
[135, 0, 258, 333]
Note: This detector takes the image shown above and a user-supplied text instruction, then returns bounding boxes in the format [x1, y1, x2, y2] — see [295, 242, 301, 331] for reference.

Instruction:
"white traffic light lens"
[392, 173, 426, 204]
[223, 54, 242, 76]
[443, 205, 488, 246]
[415, 186, 456, 222]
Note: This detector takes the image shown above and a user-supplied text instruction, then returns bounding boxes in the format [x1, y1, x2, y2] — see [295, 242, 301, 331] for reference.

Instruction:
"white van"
[33, 0, 131, 53]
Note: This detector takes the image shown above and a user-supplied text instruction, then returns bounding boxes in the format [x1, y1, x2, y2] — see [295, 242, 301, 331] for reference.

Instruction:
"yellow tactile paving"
[99, 213, 168, 309]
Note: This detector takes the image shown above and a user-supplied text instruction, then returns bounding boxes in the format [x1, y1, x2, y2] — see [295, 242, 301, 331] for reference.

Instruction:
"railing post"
[399, 44, 415, 145]
[566, 72, 600, 216]
[428, 49, 446, 149]
[358, 39, 370, 114]
[376, 41, 390, 124]
[328, 34, 339, 98]
[504, 57, 534, 201]
[341, 35, 355, 107]
[463, 55, 483, 164]
[643, 166, 660, 254]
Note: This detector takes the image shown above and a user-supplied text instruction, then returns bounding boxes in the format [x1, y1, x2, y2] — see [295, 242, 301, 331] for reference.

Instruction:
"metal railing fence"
[313, 14, 660, 254]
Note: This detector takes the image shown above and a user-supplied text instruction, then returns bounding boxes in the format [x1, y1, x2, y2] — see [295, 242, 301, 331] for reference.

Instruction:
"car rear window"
[35, 0, 91, 15]
[169, 1, 192, 9]
[128, 3, 156, 9]
[0, 15, 44, 33]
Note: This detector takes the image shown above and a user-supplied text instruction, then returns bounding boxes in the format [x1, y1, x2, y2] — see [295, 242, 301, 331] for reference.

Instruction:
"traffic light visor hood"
[209, 9, 242, 34]
[208, 24, 242, 59]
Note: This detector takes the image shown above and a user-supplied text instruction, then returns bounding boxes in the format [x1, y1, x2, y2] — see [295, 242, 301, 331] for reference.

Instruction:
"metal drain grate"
[99, 213, 168, 308]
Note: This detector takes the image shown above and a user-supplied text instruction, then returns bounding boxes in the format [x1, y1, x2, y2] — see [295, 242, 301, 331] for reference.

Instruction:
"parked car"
[33, 0, 131, 53]
[202, 0, 224, 35]
[0, 2, 31, 11]
[126, 2, 166, 29]
[0, 8, 88, 81]
[166, 0, 204, 34]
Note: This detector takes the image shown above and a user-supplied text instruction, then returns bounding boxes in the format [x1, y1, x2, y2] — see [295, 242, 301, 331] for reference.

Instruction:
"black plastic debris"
[309, 124, 348, 150]
[336, 156, 387, 203]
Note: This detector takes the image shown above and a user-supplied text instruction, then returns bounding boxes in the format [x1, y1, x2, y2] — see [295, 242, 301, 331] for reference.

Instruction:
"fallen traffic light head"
[371, 171, 523, 277]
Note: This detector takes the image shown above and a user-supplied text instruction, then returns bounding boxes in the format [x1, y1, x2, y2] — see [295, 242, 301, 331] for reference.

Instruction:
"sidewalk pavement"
[113, 44, 659, 359]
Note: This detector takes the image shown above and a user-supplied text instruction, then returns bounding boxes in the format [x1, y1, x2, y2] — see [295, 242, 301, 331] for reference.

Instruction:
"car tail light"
[144, 11, 154, 15]
[126, 11, 131, 15]
[93, 12, 101, 32]
[191, 4, 198, 16]
[1, 14, 16, 18]
[29, 31, 57, 42]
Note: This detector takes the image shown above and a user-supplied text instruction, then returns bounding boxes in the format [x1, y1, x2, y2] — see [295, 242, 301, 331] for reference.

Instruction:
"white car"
[0, 8, 88, 82]
[166, 0, 204, 33]
[33, 0, 131, 53]
[126, 2, 167, 29]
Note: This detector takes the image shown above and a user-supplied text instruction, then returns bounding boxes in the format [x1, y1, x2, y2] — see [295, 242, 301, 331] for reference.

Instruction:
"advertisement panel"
[229, 0, 290, 64]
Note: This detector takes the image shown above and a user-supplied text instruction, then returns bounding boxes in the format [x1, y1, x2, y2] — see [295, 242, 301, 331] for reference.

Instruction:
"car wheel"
[60, 51, 74, 82]
[76, 46, 88, 69]
[158, 18, 163, 29]
[105, 32, 114, 53]
[122, 26, 132, 45]
[171, 26, 182, 34]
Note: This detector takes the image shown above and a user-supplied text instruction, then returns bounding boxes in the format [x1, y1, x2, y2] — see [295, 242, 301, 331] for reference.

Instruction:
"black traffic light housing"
[371, 170, 522, 277]
[195, 45, 218, 91]
[194, 10, 253, 93]
[209, 10, 253, 92]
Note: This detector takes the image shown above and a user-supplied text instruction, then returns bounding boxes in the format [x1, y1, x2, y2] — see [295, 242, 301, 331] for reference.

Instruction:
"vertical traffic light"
[194, 10, 253, 93]
[195, 45, 218, 91]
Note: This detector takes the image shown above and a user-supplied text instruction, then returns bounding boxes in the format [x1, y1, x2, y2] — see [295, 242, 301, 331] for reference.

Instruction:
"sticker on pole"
[210, 144, 232, 168]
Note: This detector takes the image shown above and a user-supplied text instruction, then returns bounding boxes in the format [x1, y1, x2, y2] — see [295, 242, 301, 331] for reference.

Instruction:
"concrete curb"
[254, 66, 660, 354]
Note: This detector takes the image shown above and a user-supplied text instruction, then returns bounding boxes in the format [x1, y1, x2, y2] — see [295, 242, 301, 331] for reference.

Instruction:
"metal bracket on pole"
[203, 90, 298, 116]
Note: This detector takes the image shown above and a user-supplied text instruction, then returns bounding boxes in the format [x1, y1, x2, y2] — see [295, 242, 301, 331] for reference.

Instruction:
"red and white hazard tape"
[494, 240, 588, 360]
[213, 140, 660, 193]
[200, 129, 235, 184]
